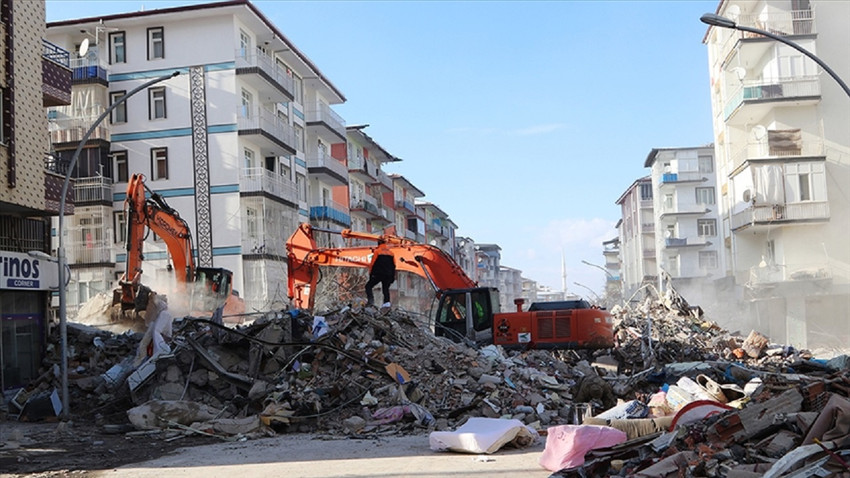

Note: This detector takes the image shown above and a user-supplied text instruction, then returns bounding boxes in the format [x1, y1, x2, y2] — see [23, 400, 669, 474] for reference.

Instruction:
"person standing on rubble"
[365, 239, 396, 308]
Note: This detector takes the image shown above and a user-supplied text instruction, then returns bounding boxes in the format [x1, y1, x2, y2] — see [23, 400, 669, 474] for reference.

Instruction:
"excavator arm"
[119, 173, 196, 309]
[286, 222, 476, 309]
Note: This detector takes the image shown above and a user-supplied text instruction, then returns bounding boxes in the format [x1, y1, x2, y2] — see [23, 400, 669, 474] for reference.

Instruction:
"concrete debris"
[9, 293, 850, 476]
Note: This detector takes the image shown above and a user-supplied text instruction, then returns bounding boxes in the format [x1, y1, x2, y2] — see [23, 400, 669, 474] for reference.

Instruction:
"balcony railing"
[237, 107, 296, 151]
[659, 171, 707, 185]
[664, 237, 711, 248]
[724, 77, 820, 120]
[310, 200, 351, 226]
[306, 102, 346, 139]
[749, 262, 830, 287]
[69, 55, 108, 82]
[351, 197, 380, 216]
[373, 169, 393, 190]
[49, 105, 110, 144]
[235, 48, 295, 99]
[66, 238, 113, 264]
[240, 167, 297, 202]
[719, 9, 815, 55]
[242, 233, 286, 257]
[731, 201, 830, 230]
[730, 139, 824, 169]
[43, 40, 72, 107]
[74, 176, 113, 203]
[395, 199, 416, 213]
[43, 39, 70, 67]
[348, 155, 376, 178]
[658, 204, 710, 216]
[306, 150, 349, 180]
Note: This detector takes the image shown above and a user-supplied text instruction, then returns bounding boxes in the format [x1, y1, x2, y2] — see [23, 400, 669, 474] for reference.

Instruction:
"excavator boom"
[286, 222, 476, 309]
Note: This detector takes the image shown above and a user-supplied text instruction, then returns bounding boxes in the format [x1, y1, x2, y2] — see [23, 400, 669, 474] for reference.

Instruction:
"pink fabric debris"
[539, 424, 628, 471]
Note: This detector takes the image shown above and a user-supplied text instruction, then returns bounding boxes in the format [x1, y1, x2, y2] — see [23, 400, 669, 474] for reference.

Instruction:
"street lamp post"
[55, 70, 179, 420]
[573, 282, 601, 302]
[581, 259, 614, 279]
[700, 13, 850, 99]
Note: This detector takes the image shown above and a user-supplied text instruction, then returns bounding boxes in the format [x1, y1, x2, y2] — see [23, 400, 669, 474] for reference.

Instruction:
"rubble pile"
[10, 295, 850, 476]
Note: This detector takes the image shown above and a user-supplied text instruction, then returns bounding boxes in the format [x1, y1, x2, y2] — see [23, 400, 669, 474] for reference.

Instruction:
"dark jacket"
[370, 244, 396, 281]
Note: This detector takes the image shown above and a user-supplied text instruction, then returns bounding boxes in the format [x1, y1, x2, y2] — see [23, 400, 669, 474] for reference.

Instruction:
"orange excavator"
[286, 223, 613, 349]
[115, 173, 242, 319]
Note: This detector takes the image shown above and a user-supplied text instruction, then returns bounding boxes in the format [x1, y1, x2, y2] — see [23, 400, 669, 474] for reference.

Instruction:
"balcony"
[731, 201, 829, 231]
[373, 169, 393, 191]
[719, 9, 815, 56]
[240, 167, 298, 203]
[69, 55, 108, 84]
[730, 138, 824, 171]
[49, 105, 110, 145]
[44, 169, 74, 215]
[664, 237, 712, 248]
[305, 102, 346, 143]
[237, 107, 297, 155]
[348, 155, 376, 181]
[724, 77, 820, 123]
[306, 151, 348, 186]
[66, 237, 113, 265]
[395, 199, 416, 215]
[658, 204, 710, 219]
[350, 197, 382, 218]
[73, 176, 113, 205]
[235, 48, 295, 103]
[310, 200, 350, 227]
[427, 222, 451, 238]
[42, 40, 71, 107]
[659, 171, 708, 187]
[749, 262, 831, 289]
[641, 222, 655, 233]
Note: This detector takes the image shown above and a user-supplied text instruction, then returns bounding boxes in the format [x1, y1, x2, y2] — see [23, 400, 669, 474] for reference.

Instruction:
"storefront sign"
[0, 251, 59, 290]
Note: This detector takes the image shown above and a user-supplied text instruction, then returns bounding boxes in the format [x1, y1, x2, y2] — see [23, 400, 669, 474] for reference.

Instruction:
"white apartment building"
[46, 0, 347, 315]
[416, 201, 456, 254]
[704, 0, 850, 348]
[345, 125, 399, 238]
[645, 146, 725, 317]
[615, 177, 657, 302]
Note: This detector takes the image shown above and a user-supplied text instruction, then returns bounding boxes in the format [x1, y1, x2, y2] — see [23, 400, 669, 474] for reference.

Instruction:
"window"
[147, 27, 164, 60]
[240, 89, 252, 118]
[246, 207, 258, 239]
[239, 29, 251, 58]
[294, 124, 304, 151]
[698, 155, 714, 173]
[292, 73, 303, 104]
[697, 219, 717, 237]
[149, 87, 166, 119]
[113, 150, 128, 182]
[110, 91, 127, 124]
[695, 187, 715, 205]
[243, 147, 255, 169]
[109, 32, 126, 64]
[639, 183, 653, 201]
[699, 251, 718, 269]
[664, 193, 674, 209]
[151, 147, 168, 180]
[114, 211, 126, 244]
[296, 173, 307, 201]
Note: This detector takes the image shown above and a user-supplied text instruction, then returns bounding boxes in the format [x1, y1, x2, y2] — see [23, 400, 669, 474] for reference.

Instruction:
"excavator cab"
[193, 267, 233, 311]
[434, 287, 499, 345]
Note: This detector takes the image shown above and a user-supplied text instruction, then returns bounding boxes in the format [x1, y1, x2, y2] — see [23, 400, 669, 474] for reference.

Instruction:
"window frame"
[109, 90, 127, 124]
[697, 219, 717, 237]
[148, 86, 167, 120]
[109, 31, 126, 64]
[699, 251, 718, 269]
[113, 150, 129, 182]
[114, 211, 126, 244]
[151, 147, 169, 180]
[147, 26, 164, 60]
[695, 187, 716, 205]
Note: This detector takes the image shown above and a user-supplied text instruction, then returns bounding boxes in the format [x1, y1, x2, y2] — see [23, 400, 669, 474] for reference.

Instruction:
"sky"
[46, 0, 720, 299]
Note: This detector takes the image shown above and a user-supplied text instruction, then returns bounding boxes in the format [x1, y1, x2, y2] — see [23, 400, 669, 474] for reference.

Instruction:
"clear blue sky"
[47, 0, 720, 298]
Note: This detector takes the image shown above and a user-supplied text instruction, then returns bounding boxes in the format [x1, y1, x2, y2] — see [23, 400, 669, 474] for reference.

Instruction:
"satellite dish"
[79, 38, 90, 57]
[752, 125, 767, 140]
[730, 66, 747, 81]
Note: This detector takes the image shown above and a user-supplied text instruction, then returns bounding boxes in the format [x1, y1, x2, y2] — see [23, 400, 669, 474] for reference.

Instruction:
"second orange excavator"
[286, 223, 613, 349]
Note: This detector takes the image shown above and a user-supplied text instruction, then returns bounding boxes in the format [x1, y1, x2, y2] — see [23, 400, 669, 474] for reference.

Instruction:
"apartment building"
[645, 146, 725, 315]
[601, 236, 622, 303]
[498, 265, 523, 312]
[704, 0, 850, 349]
[46, 0, 347, 314]
[615, 177, 656, 302]
[1, 0, 72, 390]
[416, 200, 456, 254]
[345, 125, 399, 238]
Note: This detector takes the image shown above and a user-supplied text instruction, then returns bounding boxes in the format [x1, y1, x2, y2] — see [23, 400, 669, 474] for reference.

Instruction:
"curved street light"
[573, 281, 601, 302]
[700, 13, 850, 99]
[55, 70, 180, 420]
